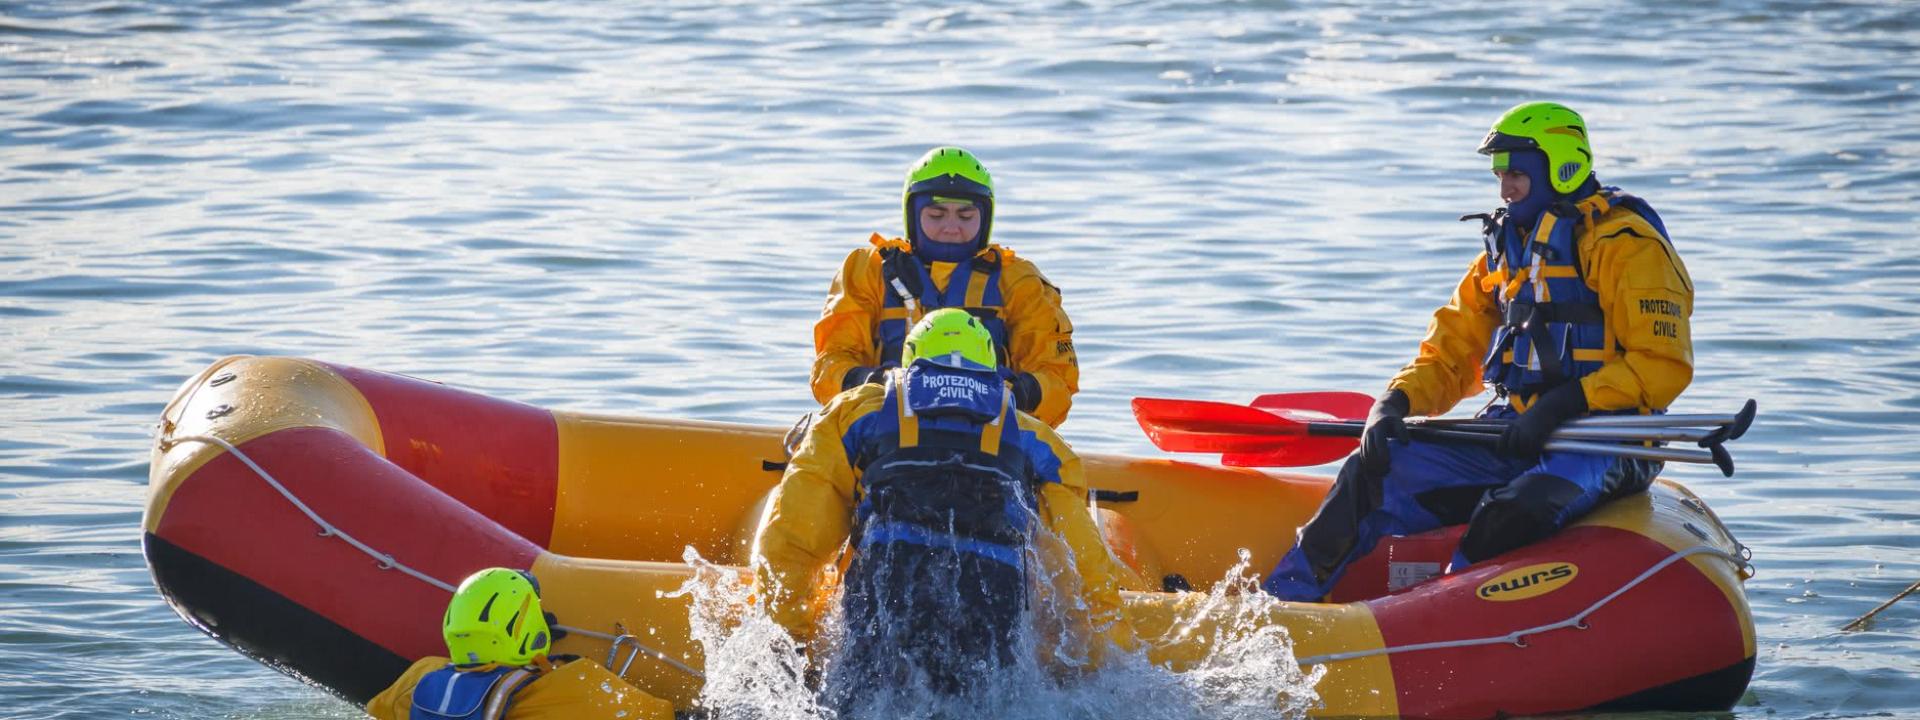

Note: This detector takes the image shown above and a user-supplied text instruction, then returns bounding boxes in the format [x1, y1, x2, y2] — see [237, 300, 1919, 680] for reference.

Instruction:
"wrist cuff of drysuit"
[1379, 388, 1411, 417]
[1012, 372, 1043, 413]
[842, 366, 875, 391]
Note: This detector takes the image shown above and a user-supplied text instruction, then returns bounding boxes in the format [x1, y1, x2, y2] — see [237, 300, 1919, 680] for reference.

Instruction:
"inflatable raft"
[145, 356, 1756, 718]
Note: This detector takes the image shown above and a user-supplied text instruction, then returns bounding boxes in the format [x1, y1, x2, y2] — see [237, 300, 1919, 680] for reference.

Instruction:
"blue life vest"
[409, 664, 538, 720]
[1475, 188, 1669, 400]
[849, 363, 1032, 569]
[876, 248, 1014, 383]
[827, 366, 1037, 699]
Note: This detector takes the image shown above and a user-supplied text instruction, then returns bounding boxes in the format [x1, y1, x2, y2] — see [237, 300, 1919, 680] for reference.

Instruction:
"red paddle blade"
[1222, 436, 1358, 467]
[1133, 393, 1369, 467]
[1249, 391, 1375, 422]
[1131, 397, 1304, 454]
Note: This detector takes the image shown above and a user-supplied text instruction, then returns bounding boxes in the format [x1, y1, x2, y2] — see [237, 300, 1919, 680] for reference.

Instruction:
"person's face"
[918, 201, 981, 245]
[1494, 167, 1532, 205]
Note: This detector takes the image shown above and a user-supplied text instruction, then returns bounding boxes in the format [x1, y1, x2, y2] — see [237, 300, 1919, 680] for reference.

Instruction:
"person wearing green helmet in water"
[811, 147, 1080, 427]
[1265, 102, 1696, 601]
[758, 309, 1132, 709]
[366, 568, 672, 720]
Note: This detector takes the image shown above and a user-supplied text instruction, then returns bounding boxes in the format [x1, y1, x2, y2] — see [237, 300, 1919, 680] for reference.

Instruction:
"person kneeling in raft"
[1264, 101, 1696, 601]
[756, 308, 1135, 709]
[366, 568, 673, 720]
[811, 146, 1081, 427]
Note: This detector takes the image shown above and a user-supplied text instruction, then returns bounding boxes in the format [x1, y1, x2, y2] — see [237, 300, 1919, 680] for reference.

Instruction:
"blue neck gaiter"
[1505, 150, 1554, 229]
[909, 194, 984, 263]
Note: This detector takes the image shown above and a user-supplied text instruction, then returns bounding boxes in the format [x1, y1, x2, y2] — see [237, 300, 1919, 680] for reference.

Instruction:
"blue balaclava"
[1503, 149, 1554, 229]
[909, 194, 988, 263]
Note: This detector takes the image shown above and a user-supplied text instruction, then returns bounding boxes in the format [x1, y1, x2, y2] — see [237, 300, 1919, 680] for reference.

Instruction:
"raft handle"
[606, 623, 642, 676]
[562, 623, 705, 680]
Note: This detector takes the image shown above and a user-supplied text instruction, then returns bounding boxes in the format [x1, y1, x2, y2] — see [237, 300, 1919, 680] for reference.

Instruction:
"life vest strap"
[892, 371, 920, 449]
[1502, 300, 1606, 327]
[860, 520, 1024, 568]
[979, 388, 1010, 456]
[889, 370, 1007, 457]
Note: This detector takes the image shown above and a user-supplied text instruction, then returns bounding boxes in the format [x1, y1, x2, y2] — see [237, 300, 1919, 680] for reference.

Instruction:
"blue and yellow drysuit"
[811, 234, 1080, 427]
[367, 655, 672, 720]
[757, 360, 1130, 695]
[1264, 177, 1694, 601]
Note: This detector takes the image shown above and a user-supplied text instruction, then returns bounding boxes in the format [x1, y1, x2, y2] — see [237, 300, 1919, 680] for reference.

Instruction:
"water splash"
[671, 544, 1322, 720]
[668, 548, 830, 720]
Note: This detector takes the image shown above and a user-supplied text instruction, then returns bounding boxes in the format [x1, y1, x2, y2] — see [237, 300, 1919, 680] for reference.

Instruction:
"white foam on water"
[671, 540, 1323, 720]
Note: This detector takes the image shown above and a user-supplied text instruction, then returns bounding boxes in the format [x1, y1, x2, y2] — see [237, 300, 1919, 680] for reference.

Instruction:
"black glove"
[1358, 390, 1412, 477]
[840, 363, 896, 391]
[1010, 372, 1043, 413]
[1497, 382, 1588, 459]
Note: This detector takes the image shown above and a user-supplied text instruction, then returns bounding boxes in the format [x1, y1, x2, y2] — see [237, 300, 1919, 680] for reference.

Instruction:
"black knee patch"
[1458, 473, 1584, 564]
[1414, 485, 1503, 524]
[1295, 456, 1380, 580]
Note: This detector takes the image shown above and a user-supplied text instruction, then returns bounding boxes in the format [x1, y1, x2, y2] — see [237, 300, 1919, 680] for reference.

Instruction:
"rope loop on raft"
[161, 430, 1746, 681]
[162, 432, 705, 681]
[1295, 544, 1747, 666]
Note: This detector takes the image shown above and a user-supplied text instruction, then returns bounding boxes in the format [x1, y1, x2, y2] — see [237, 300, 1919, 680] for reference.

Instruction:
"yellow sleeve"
[507, 658, 675, 720]
[1577, 210, 1695, 411]
[810, 243, 890, 405]
[1387, 253, 1501, 416]
[1028, 420, 1136, 661]
[363, 657, 448, 720]
[997, 250, 1080, 426]
[750, 387, 880, 642]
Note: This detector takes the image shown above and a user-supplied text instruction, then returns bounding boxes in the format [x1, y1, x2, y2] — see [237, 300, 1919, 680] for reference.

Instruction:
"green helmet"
[902, 147, 995, 249]
[1477, 102, 1593, 195]
[903, 308, 997, 371]
[443, 568, 551, 667]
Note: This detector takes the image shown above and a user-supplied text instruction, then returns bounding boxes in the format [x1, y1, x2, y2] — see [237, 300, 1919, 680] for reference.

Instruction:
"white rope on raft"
[165, 431, 1751, 679]
[1296, 544, 1751, 666]
[161, 433, 706, 680]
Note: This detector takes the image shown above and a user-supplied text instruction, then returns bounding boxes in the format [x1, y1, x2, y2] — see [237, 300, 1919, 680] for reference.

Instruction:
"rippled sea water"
[2, 1, 1916, 718]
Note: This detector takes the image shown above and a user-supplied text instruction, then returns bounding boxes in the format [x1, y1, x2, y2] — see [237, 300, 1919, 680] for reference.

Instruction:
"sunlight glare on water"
[0, 0, 1916, 717]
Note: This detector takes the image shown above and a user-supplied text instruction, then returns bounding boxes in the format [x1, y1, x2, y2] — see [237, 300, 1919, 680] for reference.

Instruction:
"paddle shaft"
[1307, 422, 1730, 471]
[1432, 413, 1734, 429]
[1430, 398, 1757, 442]
[1411, 422, 1716, 444]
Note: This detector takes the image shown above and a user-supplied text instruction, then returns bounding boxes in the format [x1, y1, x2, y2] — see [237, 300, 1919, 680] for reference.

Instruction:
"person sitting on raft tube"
[1263, 102, 1696, 601]
[811, 146, 1080, 427]
[367, 568, 672, 720]
[757, 308, 1132, 702]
